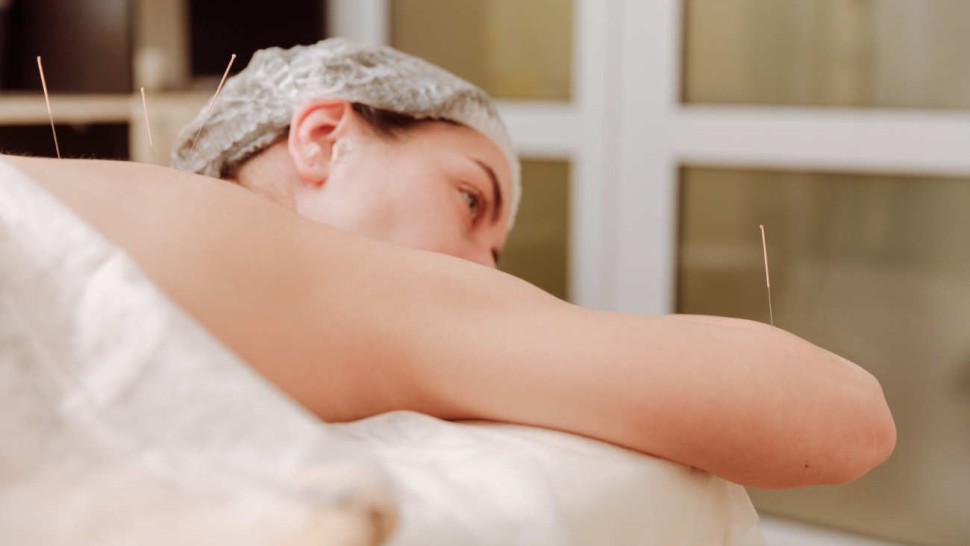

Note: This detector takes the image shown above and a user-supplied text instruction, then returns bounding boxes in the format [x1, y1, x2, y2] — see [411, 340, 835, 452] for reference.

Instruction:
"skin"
[6, 153, 896, 489]
[230, 100, 511, 268]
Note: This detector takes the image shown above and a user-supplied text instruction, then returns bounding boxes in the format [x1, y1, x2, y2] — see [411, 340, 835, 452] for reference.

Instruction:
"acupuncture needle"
[759, 224, 774, 326]
[140, 87, 156, 164]
[189, 53, 237, 152]
[36, 56, 61, 159]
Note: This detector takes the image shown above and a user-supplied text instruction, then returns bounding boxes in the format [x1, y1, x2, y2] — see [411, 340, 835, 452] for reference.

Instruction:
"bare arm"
[10, 155, 895, 489]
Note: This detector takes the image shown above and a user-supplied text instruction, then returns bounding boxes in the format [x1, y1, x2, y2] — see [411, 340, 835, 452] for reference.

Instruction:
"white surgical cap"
[171, 38, 521, 228]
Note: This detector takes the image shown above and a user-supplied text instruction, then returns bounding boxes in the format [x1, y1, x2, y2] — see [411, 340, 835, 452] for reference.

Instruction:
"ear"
[287, 99, 355, 185]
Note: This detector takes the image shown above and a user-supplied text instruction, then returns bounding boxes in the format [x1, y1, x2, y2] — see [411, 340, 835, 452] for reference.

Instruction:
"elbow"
[764, 371, 896, 490]
[842, 412, 897, 485]
[760, 400, 895, 489]
[828, 374, 897, 485]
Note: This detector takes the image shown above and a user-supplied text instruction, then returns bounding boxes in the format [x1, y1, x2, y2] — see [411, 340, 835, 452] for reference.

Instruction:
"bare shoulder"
[5, 155, 291, 243]
[3, 155, 343, 285]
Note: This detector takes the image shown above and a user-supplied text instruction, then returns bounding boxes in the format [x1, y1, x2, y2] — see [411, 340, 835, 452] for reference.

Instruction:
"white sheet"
[0, 157, 764, 545]
[0, 158, 394, 546]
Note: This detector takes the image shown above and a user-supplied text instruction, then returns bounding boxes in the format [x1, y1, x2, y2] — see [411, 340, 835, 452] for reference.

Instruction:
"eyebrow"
[473, 159, 504, 225]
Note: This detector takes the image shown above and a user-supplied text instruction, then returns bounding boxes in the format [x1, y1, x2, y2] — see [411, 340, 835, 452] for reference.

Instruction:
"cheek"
[337, 152, 468, 255]
[380, 190, 468, 255]
[383, 209, 465, 256]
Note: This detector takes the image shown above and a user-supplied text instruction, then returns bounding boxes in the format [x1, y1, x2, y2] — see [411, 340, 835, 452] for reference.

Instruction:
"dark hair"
[353, 103, 424, 138]
[352, 102, 456, 138]
[220, 103, 452, 179]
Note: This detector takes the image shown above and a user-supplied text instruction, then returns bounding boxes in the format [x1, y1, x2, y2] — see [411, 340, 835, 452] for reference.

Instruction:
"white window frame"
[616, 0, 970, 317]
[328, 0, 390, 45]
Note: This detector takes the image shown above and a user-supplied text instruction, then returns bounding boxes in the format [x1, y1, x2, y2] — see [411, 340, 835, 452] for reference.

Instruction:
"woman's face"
[293, 121, 514, 268]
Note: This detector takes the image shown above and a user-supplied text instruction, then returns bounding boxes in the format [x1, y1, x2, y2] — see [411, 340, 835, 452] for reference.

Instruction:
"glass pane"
[678, 166, 970, 545]
[390, 0, 572, 100]
[500, 160, 570, 301]
[683, 0, 970, 109]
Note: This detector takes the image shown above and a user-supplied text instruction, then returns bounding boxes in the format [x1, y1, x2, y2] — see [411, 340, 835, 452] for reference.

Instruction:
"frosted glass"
[500, 160, 570, 301]
[684, 0, 970, 109]
[391, 0, 572, 100]
[679, 166, 970, 545]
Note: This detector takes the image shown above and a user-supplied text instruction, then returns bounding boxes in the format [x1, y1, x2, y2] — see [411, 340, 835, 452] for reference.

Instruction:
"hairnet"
[171, 38, 521, 228]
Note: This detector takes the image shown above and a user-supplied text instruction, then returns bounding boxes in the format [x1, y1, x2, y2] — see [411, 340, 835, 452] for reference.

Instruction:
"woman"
[5, 40, 894, 490]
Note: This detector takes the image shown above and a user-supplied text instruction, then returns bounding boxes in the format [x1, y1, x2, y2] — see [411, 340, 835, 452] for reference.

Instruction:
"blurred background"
[0, 1, 967, 544]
